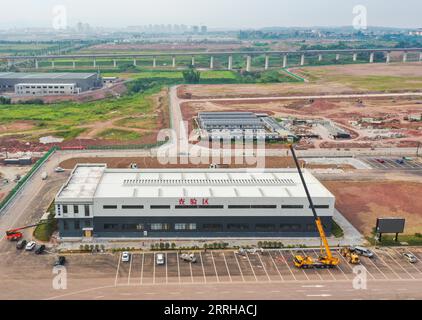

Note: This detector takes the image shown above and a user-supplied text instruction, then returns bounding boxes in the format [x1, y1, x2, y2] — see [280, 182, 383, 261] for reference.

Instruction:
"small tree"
[171, 243, 177, 250]
[182, 66, 201, 84]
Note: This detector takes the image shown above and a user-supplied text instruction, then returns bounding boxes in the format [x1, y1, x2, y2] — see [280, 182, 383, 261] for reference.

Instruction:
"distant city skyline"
[1, 0, 421, 30]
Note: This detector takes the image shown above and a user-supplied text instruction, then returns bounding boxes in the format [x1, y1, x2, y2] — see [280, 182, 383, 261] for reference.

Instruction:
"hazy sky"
[1, 0, 421, 29]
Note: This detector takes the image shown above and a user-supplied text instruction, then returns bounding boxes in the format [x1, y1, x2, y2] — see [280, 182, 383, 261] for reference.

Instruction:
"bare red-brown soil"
[323, 181, 422, 236]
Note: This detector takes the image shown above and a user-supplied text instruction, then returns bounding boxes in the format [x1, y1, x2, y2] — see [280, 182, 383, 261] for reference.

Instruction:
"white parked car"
[25, 241, 36, 251]
[121, 252, 131, 263]
[403, 253, 417, 264]
[352, 246, 374, 258]
[54, 167, 65, 173]
[156, 253, 165, 265]
[180, 253, 197, 263]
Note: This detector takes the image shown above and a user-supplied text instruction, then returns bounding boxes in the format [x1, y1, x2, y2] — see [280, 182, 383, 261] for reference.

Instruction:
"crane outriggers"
[288, 144, 340, 269]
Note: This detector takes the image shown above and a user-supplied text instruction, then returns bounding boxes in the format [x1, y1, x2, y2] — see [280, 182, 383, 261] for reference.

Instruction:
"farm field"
[178, 63, 422, 98]
[295, 62, 422, 92]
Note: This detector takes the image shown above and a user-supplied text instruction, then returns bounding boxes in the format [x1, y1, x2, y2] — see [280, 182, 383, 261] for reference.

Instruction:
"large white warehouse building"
[55, 165, 335, 238]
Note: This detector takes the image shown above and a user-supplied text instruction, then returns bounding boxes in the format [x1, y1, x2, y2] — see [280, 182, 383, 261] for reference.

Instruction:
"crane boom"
[289, 145, 333, 258]
[289, 145, 339, 268]
[5, 222, 48, 241]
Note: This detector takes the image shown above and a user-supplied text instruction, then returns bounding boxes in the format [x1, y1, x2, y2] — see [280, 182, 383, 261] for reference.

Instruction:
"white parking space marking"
[278, 250, 297, 280]
[257, 252, 271, 282]
[199, 252, 207, 283]
[384, 251, 416, 279]
[189, 257, 194, 283]
[140, 253, 145, 285]
[374, 253, 403, 280]
[222, 252, 233, 282]
[337, 250, 373, 280]
[176, 252, 181, 284]
[312, 249, 336, 280]
[210, 251, 220, 283]
[289, 250, 310, 281]
[127, 255, 133, 285]
[165, 253, 168, 284]
[302, 250, 323, 281]
[366, 257, 388, 279]
[268, 251, 284, 281]
[392, 249, 422, 274]
[245, 253, 258, 282]
[233, 252, 246, 282]
[153, 253, 156, 284]
[114, 253, 121, 287]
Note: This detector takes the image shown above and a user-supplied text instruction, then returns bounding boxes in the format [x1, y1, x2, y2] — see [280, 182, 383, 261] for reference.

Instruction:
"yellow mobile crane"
[288, 145, 340, 269]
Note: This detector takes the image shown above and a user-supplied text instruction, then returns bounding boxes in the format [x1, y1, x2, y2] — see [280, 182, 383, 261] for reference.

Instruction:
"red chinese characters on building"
[177, 198, 210, 206]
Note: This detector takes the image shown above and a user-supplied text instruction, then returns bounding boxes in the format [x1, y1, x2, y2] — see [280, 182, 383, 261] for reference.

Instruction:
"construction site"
[1, 47, 422, 301]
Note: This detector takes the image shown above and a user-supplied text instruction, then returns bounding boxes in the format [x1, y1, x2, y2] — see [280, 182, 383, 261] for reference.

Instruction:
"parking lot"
[112, 248, 422, 287]
[361, 157, 422, 170]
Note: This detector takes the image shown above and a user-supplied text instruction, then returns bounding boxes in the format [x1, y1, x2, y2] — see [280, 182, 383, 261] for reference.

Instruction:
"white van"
[156, 253, 165, 265]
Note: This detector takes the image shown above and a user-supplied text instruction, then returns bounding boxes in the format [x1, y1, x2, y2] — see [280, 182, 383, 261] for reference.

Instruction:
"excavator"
[288, 144, 340, 269]
[5, 222, 47, 241]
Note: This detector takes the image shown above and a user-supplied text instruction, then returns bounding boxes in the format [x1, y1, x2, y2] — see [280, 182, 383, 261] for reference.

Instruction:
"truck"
[6, 222, 48, 241]
[289, 144, 340, 270]
[340, 247, 360, 264]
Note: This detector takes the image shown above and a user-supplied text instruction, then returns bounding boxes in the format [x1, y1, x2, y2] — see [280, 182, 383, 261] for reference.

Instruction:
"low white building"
[15, 83, 80, 96]
[55, 165, 335, 239]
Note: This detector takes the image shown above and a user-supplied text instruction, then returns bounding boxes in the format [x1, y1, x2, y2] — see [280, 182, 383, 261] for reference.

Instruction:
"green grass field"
[96, 128, 141, 141]
[297, 65, 422, 91]
[0, 87, 160, 141]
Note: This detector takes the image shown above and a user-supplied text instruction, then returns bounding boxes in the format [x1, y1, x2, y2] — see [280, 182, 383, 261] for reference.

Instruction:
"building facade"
[55, 165, 335, 239]
[0, 72, 102, 94]
[15, 83, 79, 96]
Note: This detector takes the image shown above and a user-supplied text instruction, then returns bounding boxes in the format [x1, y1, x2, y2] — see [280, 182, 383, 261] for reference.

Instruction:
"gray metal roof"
[0, 72, 97, 80]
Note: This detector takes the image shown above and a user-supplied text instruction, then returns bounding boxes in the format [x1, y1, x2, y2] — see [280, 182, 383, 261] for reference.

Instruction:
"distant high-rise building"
[192, 25, 199, 33]
[201, 25, 208, 33]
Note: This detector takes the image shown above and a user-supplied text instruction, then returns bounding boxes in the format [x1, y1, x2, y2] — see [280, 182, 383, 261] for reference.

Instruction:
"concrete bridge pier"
[209, 56, 214, 69]
[282, 55, 288, 68]
[153, 57, 156, 68]
[246, 55, 251, 72]
[369, 52, 374, 63]
[35, 59, 39, 69]
[172, 56, 176, 68]
[318, 54, 322, 62]
[419, 52, 422, 62]
[403, 52, 408, 63]
[353, 53, 357, 62]
[93, 59, 97, 68]
[228, 56, 233, 70]
[386, 52, 391, 64]
[335, 53, 340, 61]
[191, 56, 195, 66]
[72, 60, 76, 69]
[264, 55, 269, 70]
[133, 59, 137, 67]
[51, 60, 55, 68]
[300, 54, 305, 66]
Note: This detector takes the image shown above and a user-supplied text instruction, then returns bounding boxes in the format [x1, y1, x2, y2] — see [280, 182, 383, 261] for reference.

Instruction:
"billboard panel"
[376, 218, 405, 234]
